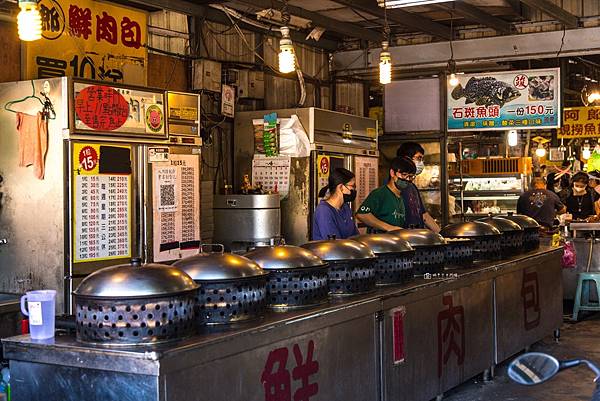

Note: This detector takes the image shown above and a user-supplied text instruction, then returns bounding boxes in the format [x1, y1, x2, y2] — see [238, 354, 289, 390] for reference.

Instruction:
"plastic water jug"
[20, 290, 56, 340]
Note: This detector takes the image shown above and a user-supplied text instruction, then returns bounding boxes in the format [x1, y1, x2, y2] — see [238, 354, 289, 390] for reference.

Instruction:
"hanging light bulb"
[558, 138, 567, 152]
[535, 143, 546, 158]
[278, 26, 296, 74]
[507, 130, 518, 147]
[379, 41, 392, 85]
[448, 73, 459, 87]
[583, 148, 592, 160]
[17, 1, 42, 42]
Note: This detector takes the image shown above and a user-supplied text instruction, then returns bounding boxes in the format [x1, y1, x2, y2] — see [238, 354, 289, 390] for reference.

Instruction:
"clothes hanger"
[4, 80, 55, 120]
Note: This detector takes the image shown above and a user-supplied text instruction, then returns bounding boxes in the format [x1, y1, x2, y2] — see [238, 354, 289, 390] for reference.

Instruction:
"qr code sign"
[160, 184, 175, 208]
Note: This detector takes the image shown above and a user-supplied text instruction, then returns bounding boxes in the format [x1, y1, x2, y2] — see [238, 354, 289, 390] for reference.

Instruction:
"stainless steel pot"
[301, 239, 376, 295]
[350, 233, 415, 285]
[245, 245, 329, 310]
[390, 229, 446, 276]
[440, 221, 502, 262]
[172, 246, 268, 325]
[444, 238, 475, 268]
[73, 258, 199, 345]
[478, 216, 524, 256]
[500, 212, 541, 251]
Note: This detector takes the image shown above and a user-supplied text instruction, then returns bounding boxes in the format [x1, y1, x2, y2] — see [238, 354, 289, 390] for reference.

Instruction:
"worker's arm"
[557, 205, 567, 215]
[356, 213, 400, 232]
[423, 212, 440, 233]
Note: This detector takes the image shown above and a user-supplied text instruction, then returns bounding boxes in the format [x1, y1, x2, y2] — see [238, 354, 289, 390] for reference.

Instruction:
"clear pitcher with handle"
[20, 290, 56, 340]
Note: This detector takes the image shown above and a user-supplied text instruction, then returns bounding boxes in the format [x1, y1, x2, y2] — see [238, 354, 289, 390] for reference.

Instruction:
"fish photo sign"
[447, 68, 560, 132]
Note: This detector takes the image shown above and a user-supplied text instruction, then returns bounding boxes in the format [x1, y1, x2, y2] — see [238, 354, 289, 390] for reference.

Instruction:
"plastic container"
[20, 290, 56, 340]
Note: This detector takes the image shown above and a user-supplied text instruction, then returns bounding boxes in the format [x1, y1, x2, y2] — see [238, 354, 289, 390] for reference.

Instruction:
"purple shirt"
[312, 200, 359, 240]
[401, 183, 426, 228]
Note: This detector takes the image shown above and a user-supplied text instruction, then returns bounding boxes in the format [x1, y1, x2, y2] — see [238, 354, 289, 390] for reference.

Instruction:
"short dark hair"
[397, 142, 425, 158]
[572, 171, 589, 185]
[390, 156, 416, 178]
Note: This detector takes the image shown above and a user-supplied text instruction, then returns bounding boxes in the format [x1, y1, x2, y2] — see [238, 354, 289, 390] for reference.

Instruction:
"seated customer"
[564, 172, 600, 221]
[312, 168, 359, 240]
[517, 177, 565, 228]
[356, 157, 415, 232]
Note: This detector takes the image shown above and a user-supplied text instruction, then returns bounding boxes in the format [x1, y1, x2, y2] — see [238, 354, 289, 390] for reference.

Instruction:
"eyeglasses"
[344, 184, 356, 190]
[397, 172, 416, 181]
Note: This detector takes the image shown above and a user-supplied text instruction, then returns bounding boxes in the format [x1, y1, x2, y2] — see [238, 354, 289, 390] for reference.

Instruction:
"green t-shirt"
[357, 185, 406, 228]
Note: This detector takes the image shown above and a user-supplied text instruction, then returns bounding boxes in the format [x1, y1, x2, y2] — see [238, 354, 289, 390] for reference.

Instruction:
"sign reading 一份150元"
[23, 0, 147, 86]
[447, 68, 560, 131]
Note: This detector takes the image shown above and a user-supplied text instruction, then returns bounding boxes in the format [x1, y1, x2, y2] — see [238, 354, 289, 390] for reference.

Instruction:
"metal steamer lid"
[502, 212, 540, 229]
[245, 245, 326, 270]
[350, 233, 414, 255]
[477, 216, 523, 232]
[440, 221, 501, 238]
[172, 246, 267, 282]
[74, 258, 198, 299]
[301, 238, 376, 261]
[389, 229, 446, 247]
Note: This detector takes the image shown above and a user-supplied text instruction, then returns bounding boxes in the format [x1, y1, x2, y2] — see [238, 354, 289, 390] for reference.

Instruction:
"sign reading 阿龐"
[558, 106, 600, 138]
[23, 0, 147, 85]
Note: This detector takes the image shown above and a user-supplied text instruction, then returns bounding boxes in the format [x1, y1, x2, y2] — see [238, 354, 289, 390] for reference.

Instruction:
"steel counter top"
[2, 246, 561, 376]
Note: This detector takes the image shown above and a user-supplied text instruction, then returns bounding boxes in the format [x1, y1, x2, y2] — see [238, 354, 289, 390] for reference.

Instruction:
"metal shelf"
[457, 196, 519, 201]
[450, 191, 522, 196]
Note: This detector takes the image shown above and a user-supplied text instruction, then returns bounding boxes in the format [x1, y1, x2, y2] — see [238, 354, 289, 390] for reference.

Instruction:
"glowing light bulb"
[278, 27, 296, 74]
[379, 41, 392, 85]
[449, 73, 459, 87]
[535, 145, 546, 158]
[17, 1, 42, 42]
[588, 91, 600, 104]
[583, 148, 592, 160]
[507, 130, 518, 147]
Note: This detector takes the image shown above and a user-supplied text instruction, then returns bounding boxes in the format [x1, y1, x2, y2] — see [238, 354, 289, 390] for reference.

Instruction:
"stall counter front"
[3, 247, 562, 401]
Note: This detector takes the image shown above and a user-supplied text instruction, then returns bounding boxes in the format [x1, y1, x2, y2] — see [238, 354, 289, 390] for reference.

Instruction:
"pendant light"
[583, 141, 592, 160]
[17, 0, 42, 42]
[558, 138, 567, 153]
[507, 130, 518, 147]
[278, 2, 296, 74]
[379, 0, 392, 85]
[447, 14, 460, 87]
[535, 143, 546, 158]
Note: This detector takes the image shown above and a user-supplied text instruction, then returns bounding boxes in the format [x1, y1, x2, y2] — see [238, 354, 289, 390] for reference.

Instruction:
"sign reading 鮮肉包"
[558, 107, 600, 138]
[23, 0, 148, 86]
[447, 68, 560, 131]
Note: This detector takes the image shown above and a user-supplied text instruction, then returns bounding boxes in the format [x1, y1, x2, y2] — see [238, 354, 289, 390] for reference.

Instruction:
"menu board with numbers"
[252, 155, 291, 198]
[152, 153, 201, 262]
[354, 156, 379, 211]
[73, 143, 132, 262]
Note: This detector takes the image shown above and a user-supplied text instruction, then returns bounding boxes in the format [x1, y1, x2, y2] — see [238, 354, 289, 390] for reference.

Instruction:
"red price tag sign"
[79, 146, 98, 171]
[75, 85, 129, 131]
[319, 157, 329, 175]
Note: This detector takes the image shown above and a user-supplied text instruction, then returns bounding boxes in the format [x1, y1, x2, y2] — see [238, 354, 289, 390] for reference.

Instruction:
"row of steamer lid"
[72, 213, 540, 346]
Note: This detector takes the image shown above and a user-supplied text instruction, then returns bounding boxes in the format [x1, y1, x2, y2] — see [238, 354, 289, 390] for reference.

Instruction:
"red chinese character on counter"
[69, 5, 92, 39]
[522, 270, 540, 330]
[437, 294, 465, 378]
[121, 17, 142, 49]
[261, 347, 291, 401]
[96, 12, 117, 44]
[292, 341, 319, 401]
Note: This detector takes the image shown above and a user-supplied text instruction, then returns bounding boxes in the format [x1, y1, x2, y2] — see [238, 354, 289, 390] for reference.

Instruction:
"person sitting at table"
[563, 172, 600, 221]
[312, 168, 359, 240]
[517, 177, 565, 228]
[356, 156, 415, 232]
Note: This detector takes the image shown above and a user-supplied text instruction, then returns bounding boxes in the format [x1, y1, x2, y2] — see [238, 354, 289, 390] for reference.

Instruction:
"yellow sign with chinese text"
[24, 0, 147, 86]
[558, 106, 600, 138]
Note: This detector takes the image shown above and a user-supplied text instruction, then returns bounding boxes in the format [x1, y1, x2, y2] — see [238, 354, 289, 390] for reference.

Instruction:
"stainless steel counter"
[3, 247, 563, 401]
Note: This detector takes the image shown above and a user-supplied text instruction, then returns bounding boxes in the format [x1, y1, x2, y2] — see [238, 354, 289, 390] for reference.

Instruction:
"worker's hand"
[586, 215, 600, 223]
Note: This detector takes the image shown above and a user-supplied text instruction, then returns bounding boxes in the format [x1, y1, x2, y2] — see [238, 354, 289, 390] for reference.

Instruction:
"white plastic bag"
[279, 115, 311, 158]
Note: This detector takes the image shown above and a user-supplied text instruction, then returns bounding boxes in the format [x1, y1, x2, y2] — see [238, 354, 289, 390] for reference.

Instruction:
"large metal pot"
[444, 238, 475, 269]
[478, 216, 524, 256]
[301, 239, 376, 295]
[73, 258, 199, 345]
[500, 212, 540, 251]
[172, 247, 268, 325]
[390, 229, 446, 276]
[245, 245, 329, 310]
[350, 233, 415, 285]
[440, 221, 502, 262]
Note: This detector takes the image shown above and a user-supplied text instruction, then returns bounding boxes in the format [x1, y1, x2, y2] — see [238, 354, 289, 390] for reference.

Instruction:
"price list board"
[72, 143, 132, 263]
[355, 156, 379, 211]
[152, 153, 201, 262]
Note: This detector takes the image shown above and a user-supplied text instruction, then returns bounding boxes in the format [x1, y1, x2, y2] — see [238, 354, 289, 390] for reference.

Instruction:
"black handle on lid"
[507, 211, 514, 216]
[327, 234, 337, 240]
[131, 257, 142, 267]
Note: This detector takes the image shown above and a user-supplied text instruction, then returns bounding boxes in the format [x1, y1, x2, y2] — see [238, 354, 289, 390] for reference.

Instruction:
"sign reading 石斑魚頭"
[447, 68, 560, 131]
[23, 0, 147, 86]
[558, 106, 600, 138]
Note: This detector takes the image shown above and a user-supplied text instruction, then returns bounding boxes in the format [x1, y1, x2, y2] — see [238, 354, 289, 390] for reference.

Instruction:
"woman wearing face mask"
[564, 172, 600, 221]
[356, 157, 414, 232]
[312, 168, 360, 240]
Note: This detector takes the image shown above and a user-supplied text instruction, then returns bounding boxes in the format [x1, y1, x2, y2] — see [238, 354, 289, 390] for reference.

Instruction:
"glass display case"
[450, 175, 527, 218]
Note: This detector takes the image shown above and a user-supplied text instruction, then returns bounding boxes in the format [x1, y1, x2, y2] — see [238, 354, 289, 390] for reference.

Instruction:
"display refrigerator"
[0, 78, 202, 313]
[234, 108, 379, 245]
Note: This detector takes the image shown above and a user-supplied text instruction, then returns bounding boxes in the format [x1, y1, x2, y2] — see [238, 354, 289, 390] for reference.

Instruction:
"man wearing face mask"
[564, 172, 600, 221]
[356, 157, 413, 232]
[396, 142, 441, 232]
[312, 168, 359, 240]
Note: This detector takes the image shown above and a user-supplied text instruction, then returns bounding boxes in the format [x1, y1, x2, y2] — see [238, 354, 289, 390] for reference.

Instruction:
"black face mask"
[394, 178, 410, 190]
[343, 189, 357, 203]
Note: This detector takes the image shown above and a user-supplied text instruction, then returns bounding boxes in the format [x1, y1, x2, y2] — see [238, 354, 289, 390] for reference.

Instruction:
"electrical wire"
[556, 24, 566, 58]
